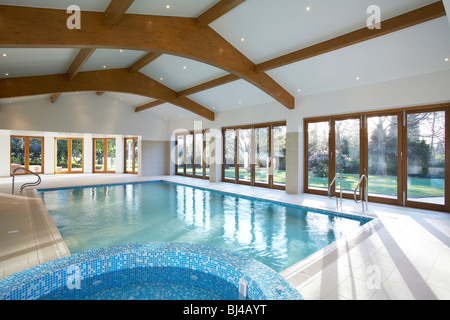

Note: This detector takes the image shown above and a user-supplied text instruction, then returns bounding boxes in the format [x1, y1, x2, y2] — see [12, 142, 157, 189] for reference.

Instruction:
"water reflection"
[42, 182, 369, 272]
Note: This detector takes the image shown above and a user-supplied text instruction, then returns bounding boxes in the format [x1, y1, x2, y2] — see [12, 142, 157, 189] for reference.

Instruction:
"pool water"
[39, 267, 238, 300]
[40, 181, 370, 272]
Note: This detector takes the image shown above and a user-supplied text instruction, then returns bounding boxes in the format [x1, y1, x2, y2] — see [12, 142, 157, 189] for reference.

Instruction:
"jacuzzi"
[0, 242, 302, 300]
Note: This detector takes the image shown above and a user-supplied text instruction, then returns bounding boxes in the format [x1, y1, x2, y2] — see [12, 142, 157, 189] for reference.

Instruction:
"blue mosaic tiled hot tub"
[0, 242, 302, 300]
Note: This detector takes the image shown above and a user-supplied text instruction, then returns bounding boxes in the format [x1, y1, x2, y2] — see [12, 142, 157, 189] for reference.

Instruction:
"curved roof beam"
[0, 5, 295, 110]
[0, 69, 215, 121]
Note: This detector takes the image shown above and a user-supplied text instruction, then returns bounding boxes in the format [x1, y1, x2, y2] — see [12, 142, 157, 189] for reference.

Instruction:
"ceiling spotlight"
[445, 58, 449, 62]
[166, 4, 170, 9]
[306, 6, 311, 11]
[297, 89, 302, 92]
[240, 37, 245, 42]
[1, 53, 6, 57]
[119, 49, 123, 53]
[356, 76, 360, 80]
[183, 66, 187, 70]
[160, 77, 163, 81]
[103, 65, 107, 69]
[212, 106, 216, 110]
[5, 73, 9, 76]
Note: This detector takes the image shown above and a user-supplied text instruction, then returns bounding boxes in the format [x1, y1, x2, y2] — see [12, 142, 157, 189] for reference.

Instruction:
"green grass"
[224, 168, 286, 184]
[308, 172, 444, 198]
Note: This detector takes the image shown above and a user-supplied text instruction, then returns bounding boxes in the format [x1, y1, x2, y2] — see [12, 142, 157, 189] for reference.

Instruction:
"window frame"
[54, 137, 84, 174]
[10, 135, 45, 176]
[304, 103, 449, 213]
[124, 137, 139, 174]
[93, 138, 116, 173]
[222, 121, 286, 190]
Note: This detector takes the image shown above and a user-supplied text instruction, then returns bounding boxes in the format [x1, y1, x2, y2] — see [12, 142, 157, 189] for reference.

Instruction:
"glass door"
[406, 110, 445, 206]
[194, 132, 204, 177]
[254, 126, 269, 186]
[55, 138, 83, 174]
[366, 114, 400, 202]
[237, 128, 252, 184]
[10, 136, 44, 175]
[94, 138, 116, 173]
[124, 137, 138, 174]
[224, 129, 236, 181]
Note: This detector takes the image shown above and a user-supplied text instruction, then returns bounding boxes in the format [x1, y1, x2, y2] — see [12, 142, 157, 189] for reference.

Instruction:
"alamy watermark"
[66, 5, 81, 30]
[367, 5, 382, 30]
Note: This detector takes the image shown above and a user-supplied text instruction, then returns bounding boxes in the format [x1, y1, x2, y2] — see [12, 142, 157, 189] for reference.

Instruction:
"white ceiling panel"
[139, 54, 229, 92]
[267, 17, 450, 97]
[127, 0, 220, 17]
[187, 79, 273, 112]
[0, 0, 110, 11]
[80, 49, 148, 72]
[144, 103, 198, 121]
[0, 48, 79, 79]
[210, 0, 439, 64]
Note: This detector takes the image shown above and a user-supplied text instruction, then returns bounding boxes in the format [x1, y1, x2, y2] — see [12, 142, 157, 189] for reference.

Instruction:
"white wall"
[0, 92, 169, 141]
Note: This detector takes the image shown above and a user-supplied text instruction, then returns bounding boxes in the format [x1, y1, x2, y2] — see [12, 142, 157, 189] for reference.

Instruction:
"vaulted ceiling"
[0, 0, 449, 121]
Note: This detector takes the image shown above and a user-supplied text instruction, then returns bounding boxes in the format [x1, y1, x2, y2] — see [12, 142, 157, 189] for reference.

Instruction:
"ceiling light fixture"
[103, 65, 107, 69]
[240, 37, 245, 42]
[356, 76, 360, 80]
[306, 6, 311, 11]
[445, 58, 449, 62]
[166, 5, 170, 9]
[119, 49, 123, 53]
[183, 66, 187, 70]
[5, 73, 9, 76]
[160, 77, 163, 81]
[1, 53, 6, 57]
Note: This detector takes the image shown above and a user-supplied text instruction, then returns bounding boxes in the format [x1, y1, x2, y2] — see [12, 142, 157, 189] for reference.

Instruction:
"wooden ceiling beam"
[196, 0, 246, 28]
[50, 93, 62, 103]
[129, 52, 162, 72]
[176, 74, 239, 98]
[105, 0, 135, 27]
[0, 5, 294, 110]
[66, 48, 96, 80]
[135, 100, 165, 112]
[0, 69, 215, 121]
[256, 1, 447, 72]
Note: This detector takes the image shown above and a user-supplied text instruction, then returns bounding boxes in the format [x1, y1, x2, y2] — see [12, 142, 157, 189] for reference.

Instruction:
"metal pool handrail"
[328, 173, 343, 208]
[12, 167, 42, 194]
[354, 174, 368, 211]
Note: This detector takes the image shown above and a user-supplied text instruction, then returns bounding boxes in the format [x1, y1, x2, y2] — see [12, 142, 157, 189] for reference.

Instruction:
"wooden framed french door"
[10, 136, 44, 175]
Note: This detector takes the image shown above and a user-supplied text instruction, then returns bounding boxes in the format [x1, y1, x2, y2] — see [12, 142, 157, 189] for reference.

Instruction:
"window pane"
[273, 126, 286, 186]
[335, 119, 360, 192]
[177, 136, 184, 174]
[125, 139, 134, 173]
[367, 115, 398, 198]
[238, 129, 252, 182]
[94, 140, 104, 172]
[255, 127, 269, 184]
[28, 138, 43, 173]
[134, 139, 138, 173]
[56, 139, 69, 173]
[194, 133, 203, 176]
[71, 139, 83, 172]
[205, 132, 211, 177]
[307, 122, 329, 190]
[407, 111, 445, 205]
[224, 130, 236, 180]
[107, 139, 116, 172]
[10, 137, 26, 175]
[185, 134, 193, 175]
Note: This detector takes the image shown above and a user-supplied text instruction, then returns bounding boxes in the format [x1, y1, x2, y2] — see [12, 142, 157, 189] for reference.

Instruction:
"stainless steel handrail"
[354, 174, 368, 211]
[12, 167, 42, 194]
[328, 173, 343, 208]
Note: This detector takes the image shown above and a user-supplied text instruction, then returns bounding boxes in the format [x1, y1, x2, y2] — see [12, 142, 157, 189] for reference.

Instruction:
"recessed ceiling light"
[306, 6, 311, 11]
[297, 89, 302, 92]
[212, 106, 216, 110]
[120, 97, 123, 101]
[5, 73, 9, 76]
[166, 4, 170, 9]
[1, 53, 6, 57]
[356, 76, 360, 80]
[240, 37, 245, 42]
[103, 65, 107, 69]
[445, 58, 449, 62]
[183, 66, 187, 70]
[238, 100, 242, 104]
[160, 77, 163, 81]
[179, 114, 183, 117]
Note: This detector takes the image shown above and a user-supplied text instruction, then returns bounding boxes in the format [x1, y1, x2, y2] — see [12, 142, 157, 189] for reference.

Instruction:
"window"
[10, 136, 44, 175]
[55, 138, 84, 174]
[176, 130, 210, 179]
[124, 137, 138, 174]
[304, 104, 449, 212]
[222, 121, 286, 190]
[93, 138, 116, 173]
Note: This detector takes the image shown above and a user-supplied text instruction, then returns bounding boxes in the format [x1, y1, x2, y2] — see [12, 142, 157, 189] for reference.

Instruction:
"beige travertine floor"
[1, 173, 449, 300]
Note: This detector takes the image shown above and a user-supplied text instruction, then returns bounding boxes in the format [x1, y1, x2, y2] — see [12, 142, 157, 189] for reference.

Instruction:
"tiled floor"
[1, 173, 449, 300]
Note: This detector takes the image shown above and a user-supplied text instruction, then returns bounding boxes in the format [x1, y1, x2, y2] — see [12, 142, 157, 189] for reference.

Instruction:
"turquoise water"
[40, 181, 370, 272]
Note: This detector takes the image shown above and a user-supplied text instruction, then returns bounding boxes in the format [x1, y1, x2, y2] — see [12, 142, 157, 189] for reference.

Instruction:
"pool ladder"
[354, 175, 368, 212]
[11, 167, 42, 194]
[328, 173, 343, 209]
